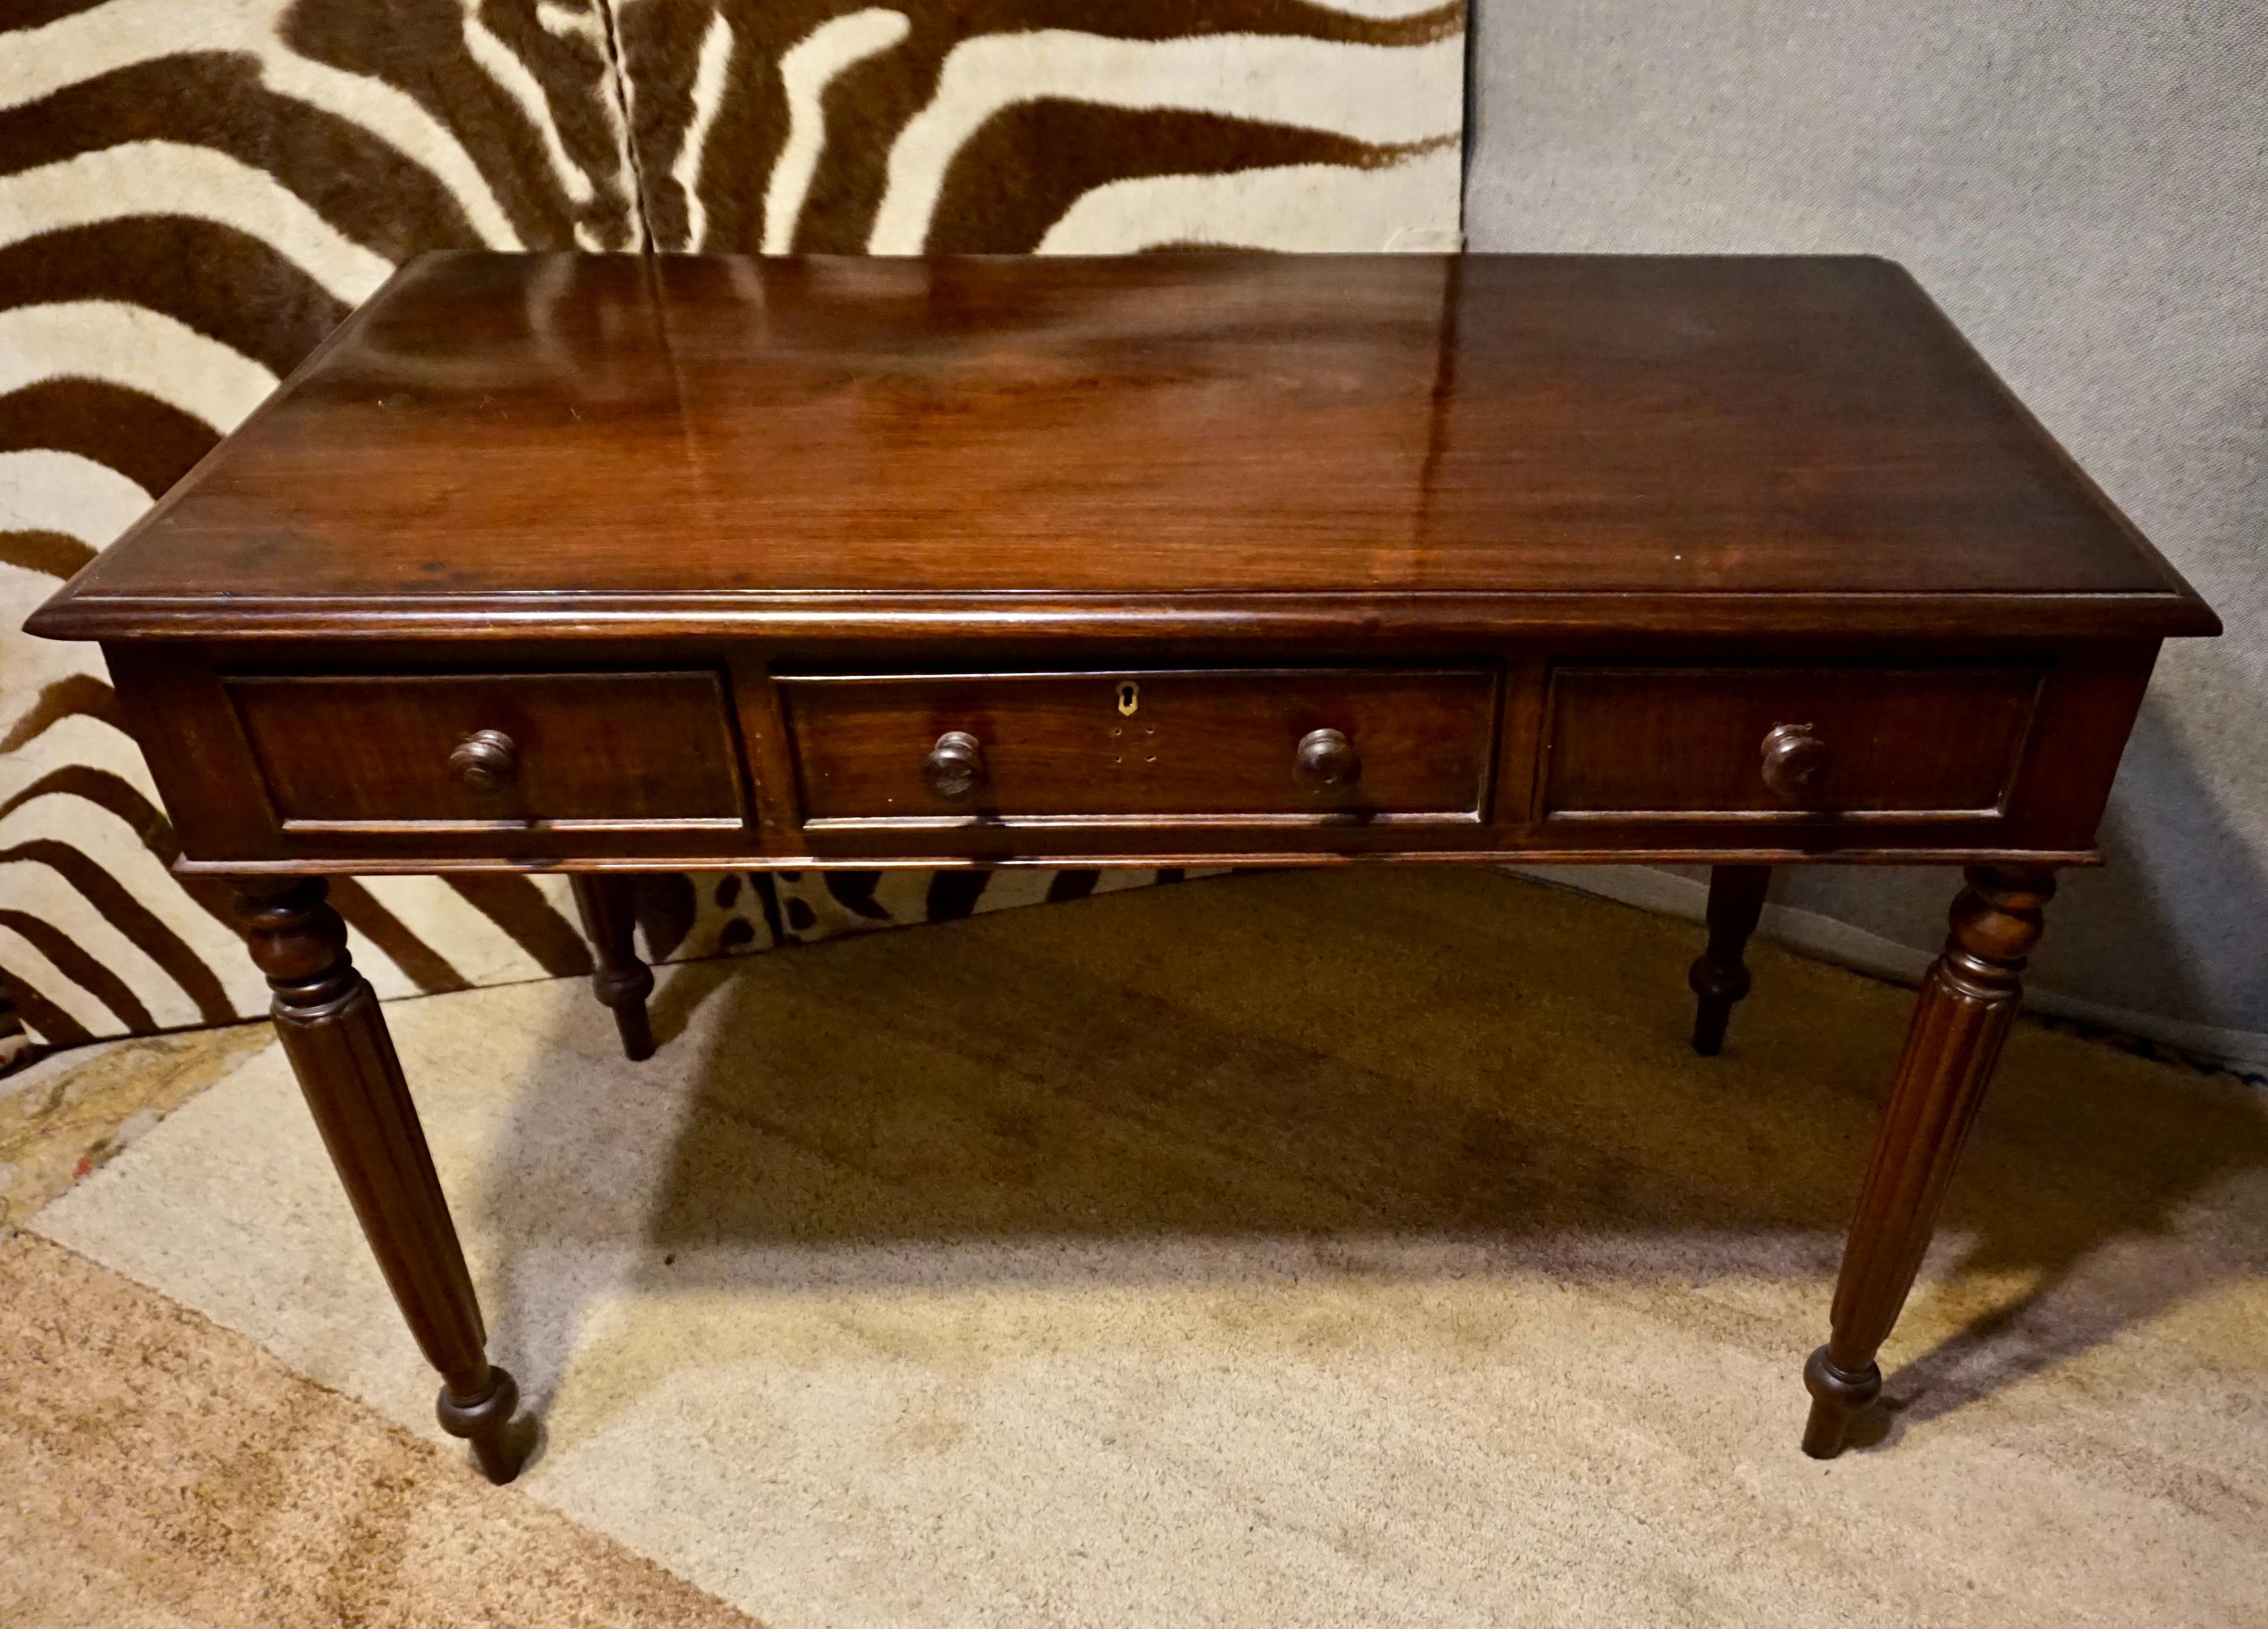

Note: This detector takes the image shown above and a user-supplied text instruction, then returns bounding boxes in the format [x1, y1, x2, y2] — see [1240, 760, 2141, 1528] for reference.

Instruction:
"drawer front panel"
[227, 671, 744, 826]
[781, 669, 1498, 824]
[1542, 667, 2043, 820]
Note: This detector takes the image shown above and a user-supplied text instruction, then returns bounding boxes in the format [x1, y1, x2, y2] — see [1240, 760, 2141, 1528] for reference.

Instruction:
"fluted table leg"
[235, 877, 527, 1483]
[1802, 865, 2056, 1457]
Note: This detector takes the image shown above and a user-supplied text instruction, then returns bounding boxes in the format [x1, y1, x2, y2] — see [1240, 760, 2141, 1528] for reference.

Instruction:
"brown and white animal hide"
[0, 0, 1465, 1046]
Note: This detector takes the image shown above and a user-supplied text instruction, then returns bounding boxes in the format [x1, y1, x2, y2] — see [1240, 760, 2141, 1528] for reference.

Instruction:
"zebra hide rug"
[0, 0, 1465, 1047]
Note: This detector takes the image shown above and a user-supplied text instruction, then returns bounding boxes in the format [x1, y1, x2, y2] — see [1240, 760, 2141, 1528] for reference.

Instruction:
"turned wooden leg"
[1689, 864, 1771, 1055]
[570, 874, 654, 1061]
[1801, 865, 2056, 1457]
[235, 877, 527, 1483]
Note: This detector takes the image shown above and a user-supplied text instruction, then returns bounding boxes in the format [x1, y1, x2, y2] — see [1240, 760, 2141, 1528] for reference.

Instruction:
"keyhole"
[1117, 681, 1139, 717]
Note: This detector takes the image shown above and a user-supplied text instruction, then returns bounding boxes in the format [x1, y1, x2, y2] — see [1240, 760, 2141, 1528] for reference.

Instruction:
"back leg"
[1688, 865, 1771, 1056]
[571, 875, 655, 1061]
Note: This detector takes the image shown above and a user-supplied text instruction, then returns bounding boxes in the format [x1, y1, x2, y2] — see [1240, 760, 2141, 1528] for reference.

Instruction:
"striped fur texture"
[1, 0, 1465, 1046]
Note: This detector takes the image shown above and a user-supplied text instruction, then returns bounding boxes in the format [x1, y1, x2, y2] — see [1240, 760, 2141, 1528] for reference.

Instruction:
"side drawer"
[1540, 666, 2044, 822]
[779, 668, 1499, 825]
[225, 670, 746, 829]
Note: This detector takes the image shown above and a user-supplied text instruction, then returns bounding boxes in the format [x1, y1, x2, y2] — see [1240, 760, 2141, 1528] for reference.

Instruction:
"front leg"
[1801, 865, 2056, 1457]
[235, 877, 528, 1483]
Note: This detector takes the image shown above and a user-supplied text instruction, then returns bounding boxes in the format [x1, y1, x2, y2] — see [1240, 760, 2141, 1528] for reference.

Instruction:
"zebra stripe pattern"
[1, 0, 1464, 1048]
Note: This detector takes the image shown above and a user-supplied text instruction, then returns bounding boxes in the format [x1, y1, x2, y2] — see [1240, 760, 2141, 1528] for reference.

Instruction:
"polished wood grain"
[921, 730, 986, 803]
[95, 638, 2155, 870]
[225, 670, 744, 828]
[1541, 666, 2043, 823]
[446, 728, 518, 795]
[234, 877, 524, 1482]
[1759, 724, 1831, 806]
[779, 667, 1497, 825]
[27, 253, 2222, 1475]
[27, 255, 2216, 645]
[1803, 865, 2056, 1456]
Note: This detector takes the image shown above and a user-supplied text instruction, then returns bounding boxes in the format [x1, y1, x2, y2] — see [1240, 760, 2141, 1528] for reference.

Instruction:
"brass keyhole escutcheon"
[1117, 680, 1139, 716]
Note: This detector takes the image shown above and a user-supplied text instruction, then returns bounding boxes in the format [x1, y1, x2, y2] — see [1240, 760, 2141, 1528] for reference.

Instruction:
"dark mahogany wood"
[1759, 723, 1831, 806]
[25, 254, 2223, 1473]
[1542, 666, 2043, 822]
[447, 728, 517, 794]
[1803, 865, 2056, 1456]
[232, 877, 525, 1482]
[224, 670, 743, 828]
[1294, 728, 1360, 794]
[570, 873, 654, 1061]
[1689, 864, 1772, 1056]
[25, 255, 2215, 643]
[95, 638, 2160, 871]
[779, 667, 1497, 825]
[921, 730, 987, 802]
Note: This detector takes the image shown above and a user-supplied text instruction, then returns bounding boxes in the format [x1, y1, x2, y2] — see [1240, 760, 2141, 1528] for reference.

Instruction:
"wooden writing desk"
[29, 253, 2219, 1483]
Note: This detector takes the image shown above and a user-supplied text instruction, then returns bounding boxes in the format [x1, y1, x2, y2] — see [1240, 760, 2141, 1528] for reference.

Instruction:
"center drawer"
[778, 668, 1498, 824]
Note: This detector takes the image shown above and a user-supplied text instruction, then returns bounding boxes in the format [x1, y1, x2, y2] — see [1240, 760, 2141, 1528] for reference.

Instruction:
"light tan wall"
[1466, 1, 2268, 1054]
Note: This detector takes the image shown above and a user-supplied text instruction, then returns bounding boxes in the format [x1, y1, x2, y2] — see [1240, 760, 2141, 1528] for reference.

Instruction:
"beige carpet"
[18, 869, 2268, 1626]
[0, 1231, 759, 1627]
[1, 1023, 275, 1232]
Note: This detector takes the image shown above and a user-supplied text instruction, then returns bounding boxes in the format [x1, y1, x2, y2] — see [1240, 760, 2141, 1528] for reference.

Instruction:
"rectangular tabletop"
[31, 253, 2214, 642]
[20, 253, 2217, 1484]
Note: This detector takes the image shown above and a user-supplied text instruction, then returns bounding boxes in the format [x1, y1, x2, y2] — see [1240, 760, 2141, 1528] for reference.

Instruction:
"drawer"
[1541, 666, 2043, 821]
[779, 668, 1498, 824]
[225, 670, 745, 828]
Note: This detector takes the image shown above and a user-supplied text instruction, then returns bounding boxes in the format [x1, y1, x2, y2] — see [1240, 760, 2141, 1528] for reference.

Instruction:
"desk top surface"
[33, 252, 2216, 642]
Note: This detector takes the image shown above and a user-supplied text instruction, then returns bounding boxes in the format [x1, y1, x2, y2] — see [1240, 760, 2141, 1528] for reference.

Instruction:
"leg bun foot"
[610, 1000, 656, 1062]
[438, 1365, 527, 1484]
[1800, 1345, 1881, 1458]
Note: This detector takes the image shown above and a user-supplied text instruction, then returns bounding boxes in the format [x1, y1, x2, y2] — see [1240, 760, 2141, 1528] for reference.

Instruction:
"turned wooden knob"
[448, 728, 517, 794]
[923, 730, 986, 801]
[1294, 727, 1361, 793]
[1760, 722, 1830, 805]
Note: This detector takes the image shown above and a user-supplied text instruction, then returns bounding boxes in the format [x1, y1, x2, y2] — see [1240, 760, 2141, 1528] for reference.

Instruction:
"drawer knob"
[448, 728, 518, 794]
[1760, 723, 1830, 804]
[923, 730, 987, 802]
[1294, 727, 1362, 793]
